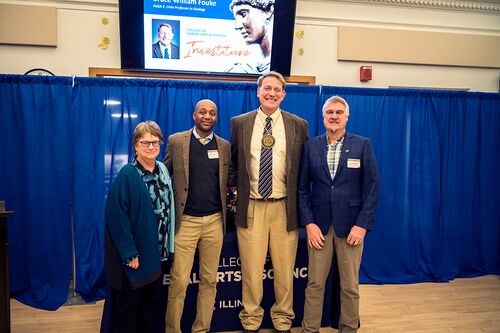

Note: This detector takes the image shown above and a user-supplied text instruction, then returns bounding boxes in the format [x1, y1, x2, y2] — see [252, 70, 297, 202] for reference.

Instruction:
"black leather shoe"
[243, 330, 259, 333]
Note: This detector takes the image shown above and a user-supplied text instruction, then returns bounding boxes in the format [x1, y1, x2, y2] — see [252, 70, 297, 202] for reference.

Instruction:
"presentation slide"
[144, 0, 275, 74]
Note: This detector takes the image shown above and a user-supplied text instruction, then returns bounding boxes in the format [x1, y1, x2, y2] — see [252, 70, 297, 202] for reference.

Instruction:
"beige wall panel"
[0, 4, 57, 46]
[338, 26, 500, 68]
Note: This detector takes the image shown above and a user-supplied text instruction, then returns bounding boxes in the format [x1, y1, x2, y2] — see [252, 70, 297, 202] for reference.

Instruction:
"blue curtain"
[70, 78, 319, 302]
[72, 77, 171, 301]
[1, 74, 499, 310]
[281, 84, 322, 137]
[0, 75, 73, 309]
[160, 80, 257, 138]
[320, 87, 500, 283]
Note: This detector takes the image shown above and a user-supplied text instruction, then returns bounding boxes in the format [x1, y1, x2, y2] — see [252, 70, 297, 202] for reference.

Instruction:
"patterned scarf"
[132, 159, 174, 261]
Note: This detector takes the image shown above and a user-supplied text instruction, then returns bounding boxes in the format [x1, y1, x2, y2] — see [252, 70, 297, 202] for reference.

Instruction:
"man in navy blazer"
[298, 96, 380, 333]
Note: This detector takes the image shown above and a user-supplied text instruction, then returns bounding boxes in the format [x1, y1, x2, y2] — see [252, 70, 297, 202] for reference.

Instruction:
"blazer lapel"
[214, 134, 227, 190]
[316, 135, 331, 180]
[182, 130, 191, 184]
[334, 132, 352, 180]
[283, 112, 296, 172]
[242, 111, 257, 174]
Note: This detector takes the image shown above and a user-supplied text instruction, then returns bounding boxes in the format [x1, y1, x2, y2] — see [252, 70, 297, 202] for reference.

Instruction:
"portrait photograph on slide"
[151, 19, 181, 60]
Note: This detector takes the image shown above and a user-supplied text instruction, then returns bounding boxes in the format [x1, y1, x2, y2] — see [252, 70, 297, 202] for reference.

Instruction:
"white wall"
[0, 1, 120, 77]
[292, 0, 500, 91]
[0, 0, 499, 92]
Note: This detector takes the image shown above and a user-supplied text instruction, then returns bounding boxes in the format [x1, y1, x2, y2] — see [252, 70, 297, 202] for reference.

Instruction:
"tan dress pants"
[165, 212, 223, 333]
[302, 227, 363, 333]
[237, 199, 298, 331]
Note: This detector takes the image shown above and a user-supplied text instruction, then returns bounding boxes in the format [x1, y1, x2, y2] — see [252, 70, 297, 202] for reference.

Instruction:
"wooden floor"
[10, 275, 500, 332]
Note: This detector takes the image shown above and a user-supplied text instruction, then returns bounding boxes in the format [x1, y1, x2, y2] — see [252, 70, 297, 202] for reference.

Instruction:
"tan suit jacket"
[230, 110, 309, 231]
[163, 129, 231, 232]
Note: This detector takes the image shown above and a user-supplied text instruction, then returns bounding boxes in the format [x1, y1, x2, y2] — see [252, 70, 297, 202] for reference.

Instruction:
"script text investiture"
[184, 41, 251, 58]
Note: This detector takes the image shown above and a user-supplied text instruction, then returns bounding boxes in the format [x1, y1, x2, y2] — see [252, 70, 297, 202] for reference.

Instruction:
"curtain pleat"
[0, 75, 73, 309]
[1, 74, 499, 310]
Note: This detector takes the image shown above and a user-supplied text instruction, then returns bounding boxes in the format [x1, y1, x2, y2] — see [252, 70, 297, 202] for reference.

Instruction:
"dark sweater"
[184, 135, 222, 216]
[105, 164, 166, 290]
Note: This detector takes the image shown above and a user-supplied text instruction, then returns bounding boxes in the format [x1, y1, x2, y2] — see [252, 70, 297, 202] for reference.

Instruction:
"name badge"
[207, 150, 219, 159]
[347, 158, 361, 168]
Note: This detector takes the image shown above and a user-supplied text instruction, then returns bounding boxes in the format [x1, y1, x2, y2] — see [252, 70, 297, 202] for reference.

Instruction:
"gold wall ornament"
[298, 48, 304, 56]
[98, 37, 110, 50]
[295, 30, 304, 40]
[101, 17, 109, 25]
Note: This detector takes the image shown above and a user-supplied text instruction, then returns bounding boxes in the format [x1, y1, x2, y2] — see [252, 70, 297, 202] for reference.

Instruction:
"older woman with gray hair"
[103, 120, 175, 333]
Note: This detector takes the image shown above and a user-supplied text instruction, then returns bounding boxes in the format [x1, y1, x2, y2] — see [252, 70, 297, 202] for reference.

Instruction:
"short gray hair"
[322, 96, 350, 116]
[132, 121, 164, 147]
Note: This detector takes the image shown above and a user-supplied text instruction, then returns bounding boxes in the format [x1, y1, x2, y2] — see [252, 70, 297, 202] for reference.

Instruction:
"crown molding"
[3, 0, 499, 13]
[301, 0, 500, 13]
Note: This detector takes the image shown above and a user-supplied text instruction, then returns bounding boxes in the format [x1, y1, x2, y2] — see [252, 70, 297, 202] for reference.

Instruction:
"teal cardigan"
[104, 162, 175, 289]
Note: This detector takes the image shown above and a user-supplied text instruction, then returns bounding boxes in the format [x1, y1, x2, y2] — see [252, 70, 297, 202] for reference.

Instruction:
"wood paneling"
[0, 212, 13, 333]
[89, 67, 317, 85]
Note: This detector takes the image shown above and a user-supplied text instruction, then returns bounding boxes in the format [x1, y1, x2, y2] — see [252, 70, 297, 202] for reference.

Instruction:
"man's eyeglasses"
[138, 140, 162, 148]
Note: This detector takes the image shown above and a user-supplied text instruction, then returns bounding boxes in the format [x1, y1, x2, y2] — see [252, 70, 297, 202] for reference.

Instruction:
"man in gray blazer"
[230, 71, 309, 332]
[163, 99, 230, 333]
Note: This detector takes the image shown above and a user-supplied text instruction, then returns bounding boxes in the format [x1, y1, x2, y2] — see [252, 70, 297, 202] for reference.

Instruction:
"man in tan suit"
[163, 99, 230, 333]
[230, 72, 309, 332]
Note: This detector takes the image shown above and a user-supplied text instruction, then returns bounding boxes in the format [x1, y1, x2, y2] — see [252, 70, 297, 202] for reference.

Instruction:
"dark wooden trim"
[88, 67, 316, 85]
[0, 211, 13, 333]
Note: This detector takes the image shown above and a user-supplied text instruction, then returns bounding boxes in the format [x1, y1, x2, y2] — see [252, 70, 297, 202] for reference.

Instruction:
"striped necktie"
[258, 116, 273, 199]
[164, 48, 170, 59]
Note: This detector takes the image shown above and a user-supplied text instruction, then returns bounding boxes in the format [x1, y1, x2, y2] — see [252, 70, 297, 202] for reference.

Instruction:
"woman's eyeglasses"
[138, 140, 162, 148]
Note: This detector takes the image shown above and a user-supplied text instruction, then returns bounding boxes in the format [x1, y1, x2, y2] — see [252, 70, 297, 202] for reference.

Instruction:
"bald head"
[193, 99, 218, 137]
